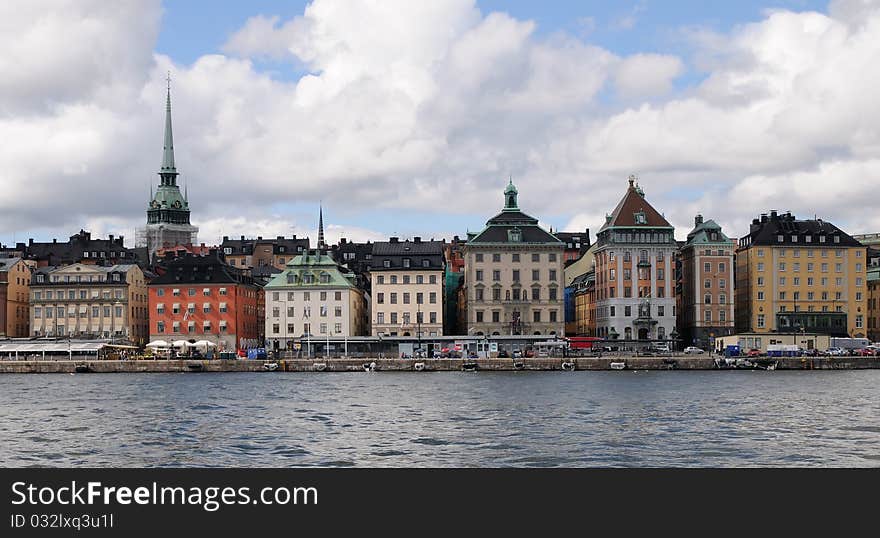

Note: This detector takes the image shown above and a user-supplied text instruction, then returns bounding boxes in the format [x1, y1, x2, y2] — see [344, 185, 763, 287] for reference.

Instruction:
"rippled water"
[1, 371, 878, 467]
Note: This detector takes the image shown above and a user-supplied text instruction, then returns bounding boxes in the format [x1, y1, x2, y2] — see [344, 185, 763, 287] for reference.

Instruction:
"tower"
[136, 75, 199, 262]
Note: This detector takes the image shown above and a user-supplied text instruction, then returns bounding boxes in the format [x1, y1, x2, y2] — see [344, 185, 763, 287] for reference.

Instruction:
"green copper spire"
[159, 73, 178, 184]
[503, 176, 519, 210]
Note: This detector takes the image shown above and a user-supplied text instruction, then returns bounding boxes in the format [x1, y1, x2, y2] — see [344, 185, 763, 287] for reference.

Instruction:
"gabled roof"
[599, 178, 672, 232]
[264, 250, 357, 289]
[468, 182, 562, 245]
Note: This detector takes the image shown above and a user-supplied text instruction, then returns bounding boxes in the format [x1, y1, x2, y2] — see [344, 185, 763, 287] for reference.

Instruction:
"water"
[0, 371, 878, 467]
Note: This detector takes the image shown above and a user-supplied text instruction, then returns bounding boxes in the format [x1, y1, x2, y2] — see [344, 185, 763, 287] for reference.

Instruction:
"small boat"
[460, 362, 478, 372]
[610, 361, 626, 370]
[413, 362, 426, 372]
[561, 361, 576, 371]
[186, 362, 203, 370]
[263, 362, 279, 372]
[313, 362, 327, 372]
[513, 361, 526, 370]
[363, 361, 376, 372]
[74, 363, 91, 373]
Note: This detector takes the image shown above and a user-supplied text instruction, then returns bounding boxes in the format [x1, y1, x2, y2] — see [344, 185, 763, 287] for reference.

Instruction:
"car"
[854, 347, 877, 356]
[747, 348, 762, 358]
[824, 347, 846, 356]
[653, 344, 671, 353]
[512, 350, 523, 359]
[683, 346, 704, 354]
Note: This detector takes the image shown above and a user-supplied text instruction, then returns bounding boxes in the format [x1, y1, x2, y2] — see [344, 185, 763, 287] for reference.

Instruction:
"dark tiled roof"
[469, 209, 562, 245]
[149, 253, 257, 286]
[599, 183, 672, 232]
[370, 239, 444, 270]
[13, 230, 141, 266]
[741, 212, 862, 247]
[220, 236, 310, 255]
[555, 230, 591, 253]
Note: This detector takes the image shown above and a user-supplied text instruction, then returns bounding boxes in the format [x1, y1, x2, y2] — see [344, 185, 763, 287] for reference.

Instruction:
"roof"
[220, 236, 310, 255]
[741, 212, 863, 248]
[0, 257, 22, 271]
[684, 217, 733, 246]
[149, 253, 257, 287]
[264, 250, 358, 289]
[598, 179, 672, 233]
[370, 239, 444, 270]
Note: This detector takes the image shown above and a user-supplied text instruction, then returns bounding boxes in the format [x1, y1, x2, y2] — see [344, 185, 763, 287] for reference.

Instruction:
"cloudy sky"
[2, 0, 879, 248]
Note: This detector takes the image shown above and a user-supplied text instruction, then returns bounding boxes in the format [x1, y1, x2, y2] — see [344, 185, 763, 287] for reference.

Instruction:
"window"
[335, 306, 343, 317]
[757, 249, 764, 257]
[549, 310, 557, 322]
[429, 292, 437, 304]
[704, 279, 711, 289]
[512, 270, 520, 282]
[157, 321, 165, 333]
[719, 310, 726, 322]
[704, 310, 712, 322]
[157, 289, 165, 297]
[416, 292, 424, 304]
[757, 315, 765, 328]
[429, 275, 437, 284]
[779, 292, 786, 300]
[657, 268, 664, 280]
[403, 258, 411, 268]
[219, 288, 227, 296]
[172, 288, 180, 296]
[657, 287, 664, 298]
[287, 306, 294, 317]
[658, 306, 665, 317]
[390, 293, 397, 304]
[704, 294, 711, 304]
[512, 253, 520, 262]
[475, 253, 484, 262]
[624, 287, 632, 298]
[383, 260, 391, 268]
[856, 315, 864, 329]
[188, 288, 196, 296]
[532, 253, 540, 263]
[377, 293, 384, 304]
[476, 311, 484, 323]
[532, 269, 540, 281]
[779, 262, 786, 271]
[475, 289, 484, 301]
[624, 306, 631, 317]
[492, 270, 501, 281]
[157, 304, 165, 314]
[492, 253, 501, 262]
[492, 289, 501, 301]
[377, 313, 385, 325]
[757, 263, 764, 271]
[492, 311, 500, 323]
[203, 303, 211, 313]
[719, 279, 726, 289]
[835, 263, 843, 273]
[757, 292, 765, 300]
[403, 293, 411, 304]
[704, 262, 711, 273]
[720, 294, 726, 304]
[549, 288, 558, 301]
[779, 277, 786, 286]
[549, 270, 557, 281]
[757, 277, 764, 286]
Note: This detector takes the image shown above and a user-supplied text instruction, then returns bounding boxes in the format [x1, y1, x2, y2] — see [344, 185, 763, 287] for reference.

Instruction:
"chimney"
[694, 214, 703, 226]
[257, 236, 263, 241]
[52, 238, 57, 244]
[240, 235, 245, 241]
[108, 234, 114, 244]
[29, 238, 34, 246]
[414, 236, 422, 243]
[760, 213, 768, 223]
[770, 210, 778, 219]
[277, 236, 283, 240]
[390, 237, 399, 243]
[222, 236, 228, 242]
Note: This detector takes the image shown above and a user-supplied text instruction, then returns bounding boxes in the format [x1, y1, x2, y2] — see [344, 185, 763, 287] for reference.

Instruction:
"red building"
[148, 251, 260, 352]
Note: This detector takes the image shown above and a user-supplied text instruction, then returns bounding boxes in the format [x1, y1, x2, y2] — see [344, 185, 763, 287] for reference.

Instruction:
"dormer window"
[383, 259, 391, 268]
[634, 211, 647, 225]
[791, 235, 798, 242]
[223, 247, 232, 255]
[287, 274, 297, 284]
[422, 259, 430, 268]
[403, 258, 411, 268]
[777, 235, 784, 242]
[508, 228, 522, 242]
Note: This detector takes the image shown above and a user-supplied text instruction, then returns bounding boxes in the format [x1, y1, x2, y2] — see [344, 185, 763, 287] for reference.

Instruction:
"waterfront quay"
[1, 356, 879, 373]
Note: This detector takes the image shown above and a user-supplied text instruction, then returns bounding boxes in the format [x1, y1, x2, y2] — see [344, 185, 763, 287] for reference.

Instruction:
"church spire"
[318, 204, 326, 250]
[159, 72, 178, 185]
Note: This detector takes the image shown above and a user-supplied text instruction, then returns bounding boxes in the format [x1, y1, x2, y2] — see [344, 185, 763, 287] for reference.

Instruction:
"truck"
[829, 337, 870, 351]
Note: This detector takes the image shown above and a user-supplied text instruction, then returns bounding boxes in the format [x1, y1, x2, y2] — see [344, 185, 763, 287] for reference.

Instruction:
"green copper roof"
[685, 218, 731, 246]
[264, 250, 357, 289]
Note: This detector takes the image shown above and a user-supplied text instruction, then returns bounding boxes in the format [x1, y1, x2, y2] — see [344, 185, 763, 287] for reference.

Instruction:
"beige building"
[264, 250, 369, 351]
[0, 257, 34, 337]
[735, 211, 867, 337]
[461, 181, 565, 336]
[370, 238, 444, 337]
[29, 263, 149, 343]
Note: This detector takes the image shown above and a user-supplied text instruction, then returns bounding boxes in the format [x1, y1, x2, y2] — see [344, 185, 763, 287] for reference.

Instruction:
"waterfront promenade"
[1, 356, 879, 373]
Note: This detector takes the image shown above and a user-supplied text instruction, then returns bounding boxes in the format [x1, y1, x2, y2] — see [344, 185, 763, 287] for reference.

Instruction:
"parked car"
[747, 348, 762, 358]
[653, 344, 671, 353]
[512, 350, 523, 359]
[683, 346, 704, 354]
[824, 347, 846, 356]
[854, 347, 877, 356]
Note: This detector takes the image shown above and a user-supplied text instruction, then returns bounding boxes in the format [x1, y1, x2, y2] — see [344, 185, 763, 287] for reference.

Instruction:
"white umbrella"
[171, 340, 189, 348]
[192, 340, 217, 347]
[146, 340, 170, 348]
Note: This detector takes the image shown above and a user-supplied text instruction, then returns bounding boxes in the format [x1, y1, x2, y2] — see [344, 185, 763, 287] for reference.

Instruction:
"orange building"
[0, 257, 34, 337]
[148, 251, 261, 351]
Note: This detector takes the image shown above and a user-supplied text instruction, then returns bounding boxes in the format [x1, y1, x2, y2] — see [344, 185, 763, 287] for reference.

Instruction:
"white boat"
[610, 361, 626, 370]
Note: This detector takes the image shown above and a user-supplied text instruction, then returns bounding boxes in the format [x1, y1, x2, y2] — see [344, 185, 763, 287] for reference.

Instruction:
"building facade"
[735, 211, 867, 337]
[676, 214, 736, 350]
[1, 230, 144, 268]
[461, 181, 565, 337]
[370, 238, 444, 337]
[263, 249, 369, 351]
[148, 252, 260, 351]
[0, 258, 33, 337]
[29, 264, 148, 343]
[867, 260, 880, 342]
[593, 177, 677, 343]
[137, 83, 198, 262]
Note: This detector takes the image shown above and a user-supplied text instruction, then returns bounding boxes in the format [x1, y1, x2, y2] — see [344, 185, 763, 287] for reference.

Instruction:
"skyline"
[1, 0, 878, 248]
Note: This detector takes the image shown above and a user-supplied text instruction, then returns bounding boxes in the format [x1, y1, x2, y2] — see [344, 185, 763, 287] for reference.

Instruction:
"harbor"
[2, 355, 879, 373]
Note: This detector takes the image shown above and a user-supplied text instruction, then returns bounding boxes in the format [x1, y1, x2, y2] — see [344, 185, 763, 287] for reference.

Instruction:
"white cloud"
[614, 53, 684, 99]
[2, 0, 880, 251]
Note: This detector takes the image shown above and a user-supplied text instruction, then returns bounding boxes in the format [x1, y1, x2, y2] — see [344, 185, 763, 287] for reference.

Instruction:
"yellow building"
[735, 211, 867, 337]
